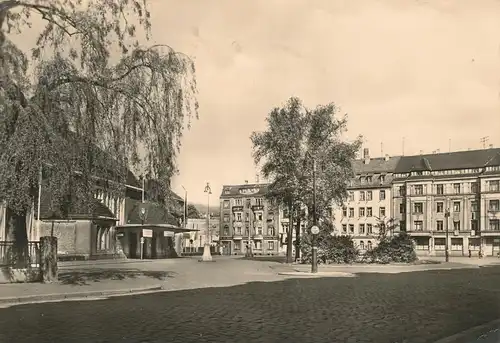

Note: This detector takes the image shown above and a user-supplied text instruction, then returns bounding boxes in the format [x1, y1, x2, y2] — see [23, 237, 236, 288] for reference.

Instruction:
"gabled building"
[332, 148, 401, 251]
[219, 182, 281, 255]
[393, 148, 500, 257]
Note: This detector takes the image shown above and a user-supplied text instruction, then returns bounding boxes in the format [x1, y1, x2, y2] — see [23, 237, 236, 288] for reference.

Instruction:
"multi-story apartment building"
[393, 148, 500, 257]
[182, 217, 220, 252]
[219, 182, 280, 255]
[333, 149, 401, 252]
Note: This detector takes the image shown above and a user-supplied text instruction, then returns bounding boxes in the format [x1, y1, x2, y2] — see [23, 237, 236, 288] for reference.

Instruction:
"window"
[379, 190, 386, 200]
[414, 221, 423, 231]
[400, 221, 406, 232]
[359, 224, 365, 234]
[415, 185, 423, 195]
[268, 227, 275, 236]
[367, 176, 373, 183]
[436, 220, 443, 231]
[359, 191, 365, 201]
[268, 241, 275, 250]
[255, 241, 262, 249]
[236, 213, 242, 221]
[223, 215, 229, 222]
[380, 175, 385, 183]
[348, 192, 354, 201]
[414, 203, 423, 214]
[367, 224, 373, 235]
[342, 224, 347, 233]
[436, 184, 444, 195]
[453, 202, 461, 212]
[379, 207, 386, 217]
[359, 208, 365, 217]
[245, 212, 250, 222]
[235, 199, 242, 206]
[257, 227, 263, 235]
[223, 200, 230, 209]
[256, 198, 264, 206]
[453, 221, 460, 231]
[451, 238, 463, 251]
[367, 207, 373, 217]
[257, 213, 263, 221]
[367, 241, 372, 250]
[453, 183, 461, 194]
[367, 191, 373, 201]
[349, 224, 354, 233]
[342, 208, 347, 217]
[436, 202, 443, 213]
[349, 208, 354, 217]
[489, 200, 500, 212]
[490, 219, 500, 231]
[359, 241, 365, 250]
[223, 226, 230, 236]
[399, 186, 405, 196]
[234, 241, 241, 250]
[471, 220, 478, 231]
[490, 180, 500, 192]
[246, 198, 251, 207]
[434, 238, 445, 250]
[471, 182, 479, 193]
[235, 227, 242, 234]
[471, 201, 478, 212]
[400, 203, 405, 214]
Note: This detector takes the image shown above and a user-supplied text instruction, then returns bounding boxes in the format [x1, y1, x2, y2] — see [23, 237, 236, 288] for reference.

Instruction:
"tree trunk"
[295, 210, 301, 262]
[6, 206, 29, 268]
[286, 202, 294, 263]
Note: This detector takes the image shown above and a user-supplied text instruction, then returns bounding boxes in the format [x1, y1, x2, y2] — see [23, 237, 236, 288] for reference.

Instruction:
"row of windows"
[222, 198, 265, 208]
[404, 199, 499, 214]
[358, 241, 373, 250]
[348, 190, 386, 202]
[394, 168, 489, 178]
[343, 207, 386, 218]
[353, 175, 386, 185]
[224, 227, 276, 236]
[412, 219, 500, 231]
[341, 224, 374, 235]
[233, 241, 275, 250]
[398, 181, 500, 196]
[224, 212, 271, 222]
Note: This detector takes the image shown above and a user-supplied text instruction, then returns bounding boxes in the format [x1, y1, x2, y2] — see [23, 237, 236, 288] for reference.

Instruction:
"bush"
[301, 222, 359, 264]
[363, 232, 417, 264]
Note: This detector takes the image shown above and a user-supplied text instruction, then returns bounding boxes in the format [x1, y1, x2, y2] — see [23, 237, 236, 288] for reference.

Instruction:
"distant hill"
[192, 203, 220, 216]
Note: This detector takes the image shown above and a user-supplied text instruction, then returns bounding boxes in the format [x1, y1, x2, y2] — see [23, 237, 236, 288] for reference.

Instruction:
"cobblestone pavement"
[1, 263, 500, 343]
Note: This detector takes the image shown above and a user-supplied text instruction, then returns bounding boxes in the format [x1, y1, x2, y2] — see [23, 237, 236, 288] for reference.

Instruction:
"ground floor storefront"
[219, 238, 280, 256]
[411, 234, 500, 257]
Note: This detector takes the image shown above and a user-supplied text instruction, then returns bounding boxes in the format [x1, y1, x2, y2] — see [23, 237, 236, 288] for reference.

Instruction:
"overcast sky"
[12, 0, 500, 204]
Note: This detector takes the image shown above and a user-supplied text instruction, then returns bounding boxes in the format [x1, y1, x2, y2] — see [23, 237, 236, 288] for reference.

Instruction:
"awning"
[116, 224, 197, 234]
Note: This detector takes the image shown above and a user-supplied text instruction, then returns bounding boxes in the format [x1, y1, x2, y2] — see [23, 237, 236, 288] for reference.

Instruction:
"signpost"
[311, 225, 319, 273]
[140, 236, 145, 260]
[142, 229, 153, 238]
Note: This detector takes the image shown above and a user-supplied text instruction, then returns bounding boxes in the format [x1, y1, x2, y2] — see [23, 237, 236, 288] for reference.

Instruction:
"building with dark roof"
[392, 147, 500, 257]
[219, 181, 280, 256]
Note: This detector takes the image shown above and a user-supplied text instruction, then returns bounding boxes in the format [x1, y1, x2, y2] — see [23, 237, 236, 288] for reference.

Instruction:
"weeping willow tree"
[0, 0, 198, 266]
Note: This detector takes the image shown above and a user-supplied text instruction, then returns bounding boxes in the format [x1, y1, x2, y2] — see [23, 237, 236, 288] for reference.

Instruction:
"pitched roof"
[124, 198, 179, 226]
[220, 183, 269, 198]
[395, 148, 500, 173]
[353, 156, 402, 174]
[35, 192, 116, 220]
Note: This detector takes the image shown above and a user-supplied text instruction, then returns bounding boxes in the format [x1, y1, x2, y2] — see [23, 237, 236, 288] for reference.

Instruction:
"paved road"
[1, 263, 500, 343]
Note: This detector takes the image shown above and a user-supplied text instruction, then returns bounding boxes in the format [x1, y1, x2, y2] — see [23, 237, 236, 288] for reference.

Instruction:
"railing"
[0, 241, 41, 267]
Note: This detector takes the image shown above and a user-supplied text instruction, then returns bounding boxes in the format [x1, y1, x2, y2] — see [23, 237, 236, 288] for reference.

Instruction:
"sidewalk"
[0, 257, 287, 305]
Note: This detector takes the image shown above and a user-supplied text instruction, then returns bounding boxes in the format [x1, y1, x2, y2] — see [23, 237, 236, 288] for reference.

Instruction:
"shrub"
[301, 222, 360, 264]
[363, 232, 417, 264]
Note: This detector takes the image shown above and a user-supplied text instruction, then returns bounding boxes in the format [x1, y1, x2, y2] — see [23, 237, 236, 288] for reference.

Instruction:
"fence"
[0, 241, 41, 268]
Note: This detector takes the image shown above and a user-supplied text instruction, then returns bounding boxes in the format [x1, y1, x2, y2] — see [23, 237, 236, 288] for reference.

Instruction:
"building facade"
[219, 182, 280, 256]
[393, 148, 500, 257]
[333, 149, 401, 252]
[182, 217, 220, 253]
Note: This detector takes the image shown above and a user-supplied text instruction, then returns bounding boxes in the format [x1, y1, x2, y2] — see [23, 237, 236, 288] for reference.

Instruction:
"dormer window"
[367, 176, 373, 183]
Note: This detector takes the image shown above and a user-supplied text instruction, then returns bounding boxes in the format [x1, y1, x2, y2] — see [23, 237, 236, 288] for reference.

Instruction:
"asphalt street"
[1, 265, 500, 343]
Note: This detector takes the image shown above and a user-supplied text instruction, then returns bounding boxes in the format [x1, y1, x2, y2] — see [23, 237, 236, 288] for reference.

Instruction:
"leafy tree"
[251, 97, 361, 263]
[363, 232, 417, 264]
[187, 204, 201, 219]
[0, 1, 198, 266]
[374, 217, 399, 241]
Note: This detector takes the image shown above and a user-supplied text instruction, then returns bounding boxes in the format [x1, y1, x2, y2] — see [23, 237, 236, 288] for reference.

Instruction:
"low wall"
[0, 267, 41, 284]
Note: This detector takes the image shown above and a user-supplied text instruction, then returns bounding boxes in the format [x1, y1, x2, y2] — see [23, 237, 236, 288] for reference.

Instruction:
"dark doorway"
[129, 233, 138, 259]
[151, 233, 158, 259]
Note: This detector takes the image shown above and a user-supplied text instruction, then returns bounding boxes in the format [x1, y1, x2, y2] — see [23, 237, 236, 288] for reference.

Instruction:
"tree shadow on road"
[58, 268, 176, 286]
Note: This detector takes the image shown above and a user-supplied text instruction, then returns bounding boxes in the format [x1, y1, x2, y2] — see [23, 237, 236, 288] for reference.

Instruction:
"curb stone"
[0, 285, 163, 305]
[278, 271, 357, 278]
[433, 318, 500, 343]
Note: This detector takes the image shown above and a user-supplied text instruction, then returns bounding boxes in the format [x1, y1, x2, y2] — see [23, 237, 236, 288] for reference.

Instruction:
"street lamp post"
[139, 206, 147, 260]
[181, 185, 187, 229]
[200, 182, 213, 262]
[311, 159, 319, 273]
[445, 208, 450, 262]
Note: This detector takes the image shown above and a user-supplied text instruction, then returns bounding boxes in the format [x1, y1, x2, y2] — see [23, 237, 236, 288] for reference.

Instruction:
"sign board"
[117, 232, 125, 238]
[142, 229, 153, 238]
[311, 226, 320, 235]
[163, 231, 175, 237]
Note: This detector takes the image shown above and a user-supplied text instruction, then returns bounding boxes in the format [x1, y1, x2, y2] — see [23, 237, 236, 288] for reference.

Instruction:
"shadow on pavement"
[58, 268, 175, 285]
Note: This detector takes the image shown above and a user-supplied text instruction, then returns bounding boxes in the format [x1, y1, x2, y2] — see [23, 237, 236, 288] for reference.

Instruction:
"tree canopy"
[251, 97, 362, 261]
[0, 0, 198, 221]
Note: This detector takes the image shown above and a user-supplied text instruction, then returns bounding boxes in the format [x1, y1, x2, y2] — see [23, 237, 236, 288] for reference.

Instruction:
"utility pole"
[445, 208, 450, 262]
[200, 182, 213, 262]
[311, 159, 319, 274]
[402, 137, 405, 156]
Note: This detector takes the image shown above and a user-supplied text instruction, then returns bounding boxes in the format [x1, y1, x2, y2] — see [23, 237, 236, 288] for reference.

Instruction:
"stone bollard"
[40, 236, 58, 283]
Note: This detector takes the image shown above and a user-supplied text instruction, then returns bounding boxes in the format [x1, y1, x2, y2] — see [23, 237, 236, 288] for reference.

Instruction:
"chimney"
[244, 180, 248, 184]
[363, 148, 370, 164]
[256, 174, 260, 184]
[384, 154, 390, 161]
[489, 144, 494, 149]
